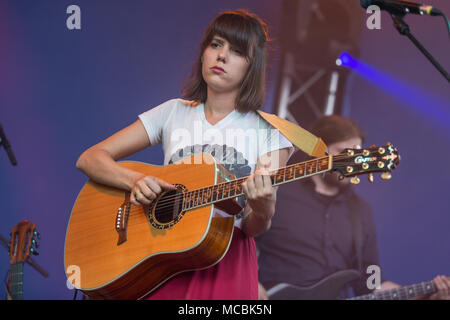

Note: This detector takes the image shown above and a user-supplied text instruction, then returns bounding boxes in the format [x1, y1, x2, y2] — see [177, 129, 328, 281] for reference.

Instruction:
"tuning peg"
[368, 173, 374, 183]
[381, 172, 392, 180]
[32, 239, 40, 248]
[350, 177, 360, 185]
[33, 230, 41, 240]
[30, 247, 39, 256]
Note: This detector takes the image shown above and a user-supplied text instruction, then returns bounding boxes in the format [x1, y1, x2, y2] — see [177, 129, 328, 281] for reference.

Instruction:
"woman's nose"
[217, 48, 227, 63]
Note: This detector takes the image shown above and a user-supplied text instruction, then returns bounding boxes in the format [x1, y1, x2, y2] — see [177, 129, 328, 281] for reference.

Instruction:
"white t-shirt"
[138, 98, 294, 229]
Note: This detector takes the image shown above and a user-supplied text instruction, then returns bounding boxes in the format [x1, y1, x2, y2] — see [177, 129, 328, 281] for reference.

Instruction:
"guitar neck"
[8, 262, 24, 300]
[183, 155, 332, 211]
[351, 281, 437, 300]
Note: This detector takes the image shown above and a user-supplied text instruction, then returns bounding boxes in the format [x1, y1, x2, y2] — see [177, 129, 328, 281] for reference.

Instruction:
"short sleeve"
[258, 122, 294, 160]
[138, 99, 178, 145]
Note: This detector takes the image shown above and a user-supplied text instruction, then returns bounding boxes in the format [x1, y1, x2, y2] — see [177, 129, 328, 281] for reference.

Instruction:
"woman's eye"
[211, 42, 220, 48]
[232, 48, 243, 56]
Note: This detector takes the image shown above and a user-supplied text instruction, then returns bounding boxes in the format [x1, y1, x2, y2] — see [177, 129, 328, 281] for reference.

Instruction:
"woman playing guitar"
[75, 10, 293, 299]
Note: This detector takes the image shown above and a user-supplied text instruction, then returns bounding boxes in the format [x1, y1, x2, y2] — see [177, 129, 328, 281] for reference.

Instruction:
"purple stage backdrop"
[0, 0, 449, 299]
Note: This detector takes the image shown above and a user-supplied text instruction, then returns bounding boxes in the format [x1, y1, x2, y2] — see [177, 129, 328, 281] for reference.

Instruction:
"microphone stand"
[390, 13, 450, 83]
[0, 123, 18, 166]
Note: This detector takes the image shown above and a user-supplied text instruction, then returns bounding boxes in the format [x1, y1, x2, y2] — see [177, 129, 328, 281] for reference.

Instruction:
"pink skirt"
[144, 227, 258, 300]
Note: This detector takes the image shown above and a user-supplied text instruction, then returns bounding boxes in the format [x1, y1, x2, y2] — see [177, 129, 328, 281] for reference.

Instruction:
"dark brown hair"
[182, 9, 269, 113]
[288, 115, 365, 165]
[310, 115, 365, 146]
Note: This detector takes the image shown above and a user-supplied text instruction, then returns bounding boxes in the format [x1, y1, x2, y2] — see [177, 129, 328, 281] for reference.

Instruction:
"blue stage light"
[339, 54, 450, 131]
[337, 52, 358, 68]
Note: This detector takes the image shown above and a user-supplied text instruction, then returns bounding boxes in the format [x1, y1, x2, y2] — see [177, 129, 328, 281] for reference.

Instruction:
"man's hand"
[429, 275, 450, 300]
[258, 282, 269, 300]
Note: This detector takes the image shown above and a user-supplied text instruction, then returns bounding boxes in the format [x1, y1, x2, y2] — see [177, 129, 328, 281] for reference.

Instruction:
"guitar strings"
[151, 150, 377, 206]
[127, 160, 378, 220]
[116, 151, 398, 222]
[125, 150, 393, 219]
[133, 152, 369, 208]
[139, 154, 375, 209]
[138, 158, 376, 213]
[127, 154, 384, 216]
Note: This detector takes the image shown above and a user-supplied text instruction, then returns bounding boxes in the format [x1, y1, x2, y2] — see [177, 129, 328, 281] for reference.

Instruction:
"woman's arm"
[75, 119, 174, 206]
[241, 147, 291, 237]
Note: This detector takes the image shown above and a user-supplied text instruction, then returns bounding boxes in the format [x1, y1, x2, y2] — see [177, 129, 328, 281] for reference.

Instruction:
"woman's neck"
[204, 88, 237, 117]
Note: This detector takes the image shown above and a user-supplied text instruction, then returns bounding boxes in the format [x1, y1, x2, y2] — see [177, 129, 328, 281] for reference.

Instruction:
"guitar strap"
[348, 195, 363, 273]
[257, 110, 328, 157]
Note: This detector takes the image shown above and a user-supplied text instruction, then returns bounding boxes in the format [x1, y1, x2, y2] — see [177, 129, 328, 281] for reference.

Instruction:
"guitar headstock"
[332, 143, 400, 184]
[9, 220, 40, 264]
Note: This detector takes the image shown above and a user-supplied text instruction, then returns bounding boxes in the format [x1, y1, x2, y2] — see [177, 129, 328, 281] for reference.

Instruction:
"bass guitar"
[266, 269, 436, 300]
[64, 144, 400, 299]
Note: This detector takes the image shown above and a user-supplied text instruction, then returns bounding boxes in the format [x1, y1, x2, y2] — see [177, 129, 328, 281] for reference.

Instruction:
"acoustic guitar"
[266, 269, 437, 300]
[7, 220, 40, 300]
[64, 144, 400, 299]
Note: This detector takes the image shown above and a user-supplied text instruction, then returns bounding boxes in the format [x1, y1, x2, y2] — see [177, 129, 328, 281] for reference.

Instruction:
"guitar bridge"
[115, 193, 131, 245]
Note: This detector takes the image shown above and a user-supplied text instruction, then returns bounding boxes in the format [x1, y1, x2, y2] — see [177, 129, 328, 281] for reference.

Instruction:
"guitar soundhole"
[148, 184, 186, 229]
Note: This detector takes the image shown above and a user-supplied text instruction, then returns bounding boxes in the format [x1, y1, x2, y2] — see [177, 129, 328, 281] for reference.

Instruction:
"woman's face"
[201, 35, 250, 94]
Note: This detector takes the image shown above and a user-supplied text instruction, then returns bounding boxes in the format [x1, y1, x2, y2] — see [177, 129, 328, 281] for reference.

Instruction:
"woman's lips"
[211, 66, 225, 74]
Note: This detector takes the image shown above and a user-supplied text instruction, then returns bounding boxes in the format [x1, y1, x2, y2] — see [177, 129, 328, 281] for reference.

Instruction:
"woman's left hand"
[242, 168, 276, 221]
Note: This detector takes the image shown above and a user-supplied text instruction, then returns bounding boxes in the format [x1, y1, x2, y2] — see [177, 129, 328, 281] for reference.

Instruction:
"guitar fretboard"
[9, 262, 24, 300]
[182, 156, 331, 210]
[350, 281, 436, 300]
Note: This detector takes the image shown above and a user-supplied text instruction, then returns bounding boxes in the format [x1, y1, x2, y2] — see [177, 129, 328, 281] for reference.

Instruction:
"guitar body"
[64, 154, 242, 299]
[267, 269, 361, 300]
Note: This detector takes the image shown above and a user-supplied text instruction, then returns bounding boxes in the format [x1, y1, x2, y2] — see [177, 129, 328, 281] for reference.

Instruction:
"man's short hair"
[287, 115, 365, 165]
[310, 115, 365, 146]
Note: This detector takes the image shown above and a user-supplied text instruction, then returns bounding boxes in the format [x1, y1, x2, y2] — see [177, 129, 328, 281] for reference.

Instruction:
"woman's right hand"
[130, 175, 176, 206]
